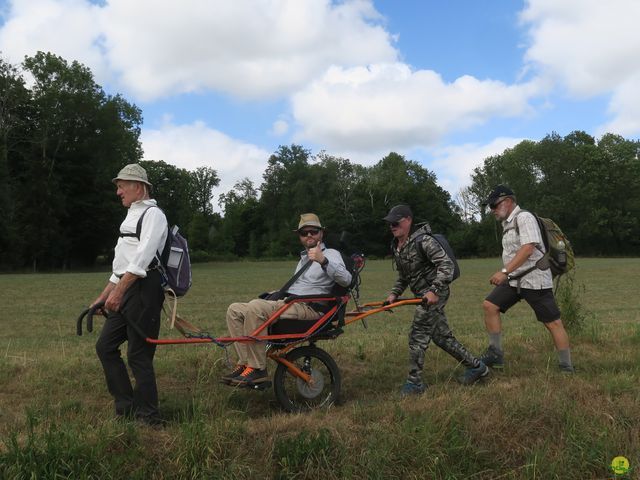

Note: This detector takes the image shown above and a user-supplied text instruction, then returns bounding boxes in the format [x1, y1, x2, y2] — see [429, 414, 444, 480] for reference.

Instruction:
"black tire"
[273, 345, 341, 412]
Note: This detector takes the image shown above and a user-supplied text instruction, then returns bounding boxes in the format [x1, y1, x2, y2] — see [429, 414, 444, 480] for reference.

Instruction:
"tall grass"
[1, 258, 639, 479]
[554, 272, 590, 332]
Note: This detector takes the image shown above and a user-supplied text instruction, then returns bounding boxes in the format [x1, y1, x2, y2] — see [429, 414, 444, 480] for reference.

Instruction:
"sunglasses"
[298, 229, 320, 237]
[489, 198, 506, 210]
[389, 218, 405, 228]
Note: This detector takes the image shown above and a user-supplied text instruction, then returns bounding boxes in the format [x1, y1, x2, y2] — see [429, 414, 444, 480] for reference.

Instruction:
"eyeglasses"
[298, 229, 320, 237]
[389, 218, 405, 228]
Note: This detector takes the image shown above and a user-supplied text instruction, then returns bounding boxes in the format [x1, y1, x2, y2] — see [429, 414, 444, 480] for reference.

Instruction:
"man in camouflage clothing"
[383, 204, 488, 395]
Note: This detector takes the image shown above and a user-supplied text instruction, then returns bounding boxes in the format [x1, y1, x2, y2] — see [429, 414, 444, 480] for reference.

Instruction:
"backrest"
[329, 252, 365, 296]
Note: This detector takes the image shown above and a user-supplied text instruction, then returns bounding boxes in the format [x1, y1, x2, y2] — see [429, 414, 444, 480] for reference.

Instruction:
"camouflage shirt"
[389, 223, 455, 297]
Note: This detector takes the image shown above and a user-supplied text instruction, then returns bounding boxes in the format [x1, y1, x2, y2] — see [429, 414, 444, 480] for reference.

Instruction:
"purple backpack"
[134, 207, 192, 297]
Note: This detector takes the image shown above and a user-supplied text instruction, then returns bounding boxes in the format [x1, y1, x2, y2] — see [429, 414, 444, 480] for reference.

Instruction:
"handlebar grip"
[76, 301, 106, 336]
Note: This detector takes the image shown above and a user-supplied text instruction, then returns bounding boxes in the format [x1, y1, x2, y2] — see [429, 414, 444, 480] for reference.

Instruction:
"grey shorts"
[485, 284, 561, 323]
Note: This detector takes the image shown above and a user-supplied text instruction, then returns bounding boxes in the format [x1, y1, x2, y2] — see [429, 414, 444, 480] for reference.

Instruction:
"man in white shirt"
[91, 164, 168, 425]
[473, 185, 574, 374]
[222, 213, 352, 387]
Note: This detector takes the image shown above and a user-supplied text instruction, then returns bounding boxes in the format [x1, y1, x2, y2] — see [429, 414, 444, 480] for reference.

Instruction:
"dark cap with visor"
[383, 204, 413, 223]
[482, 185, 514, 207]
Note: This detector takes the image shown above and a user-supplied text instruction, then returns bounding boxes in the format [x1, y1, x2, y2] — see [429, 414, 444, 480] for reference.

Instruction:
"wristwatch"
[501, 267, 513, 281]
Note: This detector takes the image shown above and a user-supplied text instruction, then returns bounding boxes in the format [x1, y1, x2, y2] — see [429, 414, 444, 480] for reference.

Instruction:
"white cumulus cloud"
[271, 119, 289, 136]
[521, 0, 640, 136]
[140, 120, 270, 209]
[0, 0, 110, 80]
[600, 75, 640, 136]
[291, 63, 539, 153]
[0, 0, 397, 101]
[429, 137, 527, 196]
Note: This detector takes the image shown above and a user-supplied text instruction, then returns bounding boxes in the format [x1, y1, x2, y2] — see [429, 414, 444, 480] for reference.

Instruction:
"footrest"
[243, 380, 272, 391]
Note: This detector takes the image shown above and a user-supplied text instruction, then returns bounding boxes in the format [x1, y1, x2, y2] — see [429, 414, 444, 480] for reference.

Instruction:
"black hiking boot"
[220, 364, 246, 385]
[230, 367, 269, 387]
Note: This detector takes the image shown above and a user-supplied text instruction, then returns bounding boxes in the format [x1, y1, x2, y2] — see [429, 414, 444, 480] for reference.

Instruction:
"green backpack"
[512, 210, 575, 279]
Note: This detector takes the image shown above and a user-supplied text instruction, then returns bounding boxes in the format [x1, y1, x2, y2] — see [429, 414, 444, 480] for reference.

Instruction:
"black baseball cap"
[483, 185, 514, 207]
[383, 204, 413, 222]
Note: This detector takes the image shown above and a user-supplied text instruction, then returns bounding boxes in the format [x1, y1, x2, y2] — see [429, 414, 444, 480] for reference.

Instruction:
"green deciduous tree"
[467, 131, 640, 256]
[0, 58, 30, 266]
[13, 52, 142, 269]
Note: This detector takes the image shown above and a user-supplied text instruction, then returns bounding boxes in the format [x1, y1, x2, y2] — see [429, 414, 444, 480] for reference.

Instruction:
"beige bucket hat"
[293, 213, 324, 231]
[112, 163, 152, 186]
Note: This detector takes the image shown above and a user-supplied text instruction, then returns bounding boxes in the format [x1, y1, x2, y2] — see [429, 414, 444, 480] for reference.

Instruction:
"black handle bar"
[76, 301, 106, 336]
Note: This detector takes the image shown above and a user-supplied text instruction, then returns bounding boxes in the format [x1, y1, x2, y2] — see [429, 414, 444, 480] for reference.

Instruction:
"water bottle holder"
[167, 247, 184, 269]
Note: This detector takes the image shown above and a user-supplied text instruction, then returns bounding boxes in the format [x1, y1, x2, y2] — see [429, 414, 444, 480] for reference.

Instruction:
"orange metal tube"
[270, 355, 313, 383]
[343, 298, 422, 326]
[145, 298, 420, 345]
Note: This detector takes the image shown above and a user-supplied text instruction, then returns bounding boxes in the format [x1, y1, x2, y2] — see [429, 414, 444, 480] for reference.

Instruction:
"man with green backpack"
[470, 185, 575, 376]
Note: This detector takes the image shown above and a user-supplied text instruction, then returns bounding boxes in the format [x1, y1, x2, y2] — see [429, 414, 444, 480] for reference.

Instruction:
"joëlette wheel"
[273, 345, 341, 412]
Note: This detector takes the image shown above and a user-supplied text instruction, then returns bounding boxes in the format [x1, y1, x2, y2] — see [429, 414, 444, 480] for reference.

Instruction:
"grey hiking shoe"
[458, 362, 490, 385]
[479, 345, 504, 369]
[400, 381, 427, 396]
[559, 363, 575, 374]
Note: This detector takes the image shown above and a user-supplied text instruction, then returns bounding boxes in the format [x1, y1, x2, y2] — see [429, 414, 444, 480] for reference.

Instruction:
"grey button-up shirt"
[288, 243, 352, 296]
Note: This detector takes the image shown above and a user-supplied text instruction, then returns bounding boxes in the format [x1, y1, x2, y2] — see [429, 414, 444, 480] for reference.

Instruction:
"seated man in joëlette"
[222, 213, 352, 386]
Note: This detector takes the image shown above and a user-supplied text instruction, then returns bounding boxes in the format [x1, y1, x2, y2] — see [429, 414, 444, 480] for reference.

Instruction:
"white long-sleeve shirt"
[110, 199, 168, 284]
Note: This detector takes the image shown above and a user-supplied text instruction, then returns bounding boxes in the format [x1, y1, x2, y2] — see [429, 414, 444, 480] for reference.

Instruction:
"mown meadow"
[0, 258, 638, 479]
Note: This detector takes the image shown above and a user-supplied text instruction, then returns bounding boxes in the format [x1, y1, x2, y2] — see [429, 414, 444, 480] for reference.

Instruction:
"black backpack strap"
[504, 210, 548, 291]
[119, 206, 155, 239]
[119, 206, 163, 269]
[277, 260, 313, 294]
[502, 209, 524, 236]
[136, 206, 158, 239]
[414, 233, 427, 259]
[414, 233, 440, 263]
[505, 209, 544, 251]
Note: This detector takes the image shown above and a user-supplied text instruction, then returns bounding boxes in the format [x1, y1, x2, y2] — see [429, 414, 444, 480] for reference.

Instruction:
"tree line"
[1, 52, 639, 270]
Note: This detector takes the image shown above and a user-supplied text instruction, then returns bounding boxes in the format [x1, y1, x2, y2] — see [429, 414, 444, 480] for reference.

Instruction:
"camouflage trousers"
[407, 290, 480, 385]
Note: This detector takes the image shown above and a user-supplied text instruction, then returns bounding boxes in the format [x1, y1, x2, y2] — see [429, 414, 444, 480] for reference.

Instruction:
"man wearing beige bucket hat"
[90, 163, 168, 426]
[223, 213, 352, 387]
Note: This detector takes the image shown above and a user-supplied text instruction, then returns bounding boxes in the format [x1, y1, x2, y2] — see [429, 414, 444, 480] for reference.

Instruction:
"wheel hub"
[295, 368, 325, 398]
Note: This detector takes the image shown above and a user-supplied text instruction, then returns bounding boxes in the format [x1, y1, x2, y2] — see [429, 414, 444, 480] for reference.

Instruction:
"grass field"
[0, 258, 638, 479]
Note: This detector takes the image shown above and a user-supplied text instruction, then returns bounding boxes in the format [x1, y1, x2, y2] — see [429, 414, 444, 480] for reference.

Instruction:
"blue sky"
[1, 0, 638, 208]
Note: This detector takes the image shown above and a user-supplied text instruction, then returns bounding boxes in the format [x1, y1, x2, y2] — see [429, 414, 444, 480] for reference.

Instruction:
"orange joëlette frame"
[142, 297, 423, 385]
[145, 295, 348, 346]
[144, 297, 423, 346]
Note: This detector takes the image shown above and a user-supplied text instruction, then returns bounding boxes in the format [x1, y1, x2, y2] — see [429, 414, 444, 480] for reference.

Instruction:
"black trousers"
[96, 270, 164, 419]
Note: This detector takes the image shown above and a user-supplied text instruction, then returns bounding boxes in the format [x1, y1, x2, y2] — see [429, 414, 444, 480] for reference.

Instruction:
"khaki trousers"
[226, 298, 321, 369]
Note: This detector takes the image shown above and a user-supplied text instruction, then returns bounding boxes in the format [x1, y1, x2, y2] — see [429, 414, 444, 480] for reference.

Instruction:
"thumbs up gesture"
[308, 244, 325, 264]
